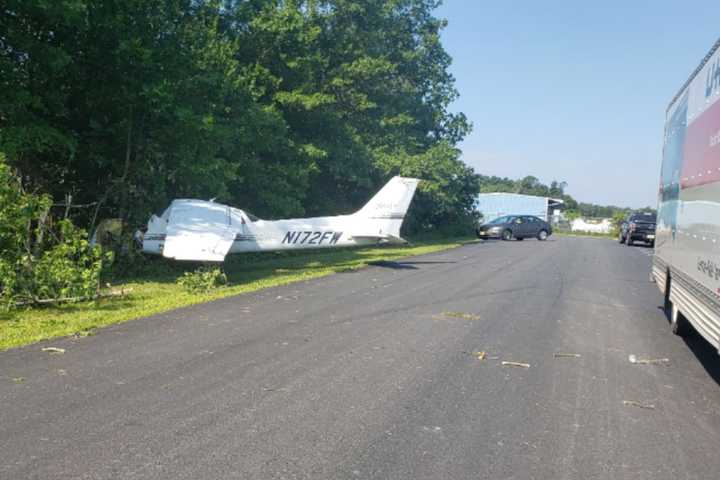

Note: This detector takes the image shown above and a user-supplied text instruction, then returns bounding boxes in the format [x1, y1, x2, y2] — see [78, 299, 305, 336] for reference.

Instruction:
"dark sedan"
[476, 215, 552, 241]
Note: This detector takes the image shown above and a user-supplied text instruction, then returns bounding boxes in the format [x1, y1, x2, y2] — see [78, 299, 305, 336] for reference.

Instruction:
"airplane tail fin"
[354, 176, 420, 238]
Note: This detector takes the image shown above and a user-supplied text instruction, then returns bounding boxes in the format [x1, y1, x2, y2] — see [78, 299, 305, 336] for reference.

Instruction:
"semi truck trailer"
[653, 37, 720, 352]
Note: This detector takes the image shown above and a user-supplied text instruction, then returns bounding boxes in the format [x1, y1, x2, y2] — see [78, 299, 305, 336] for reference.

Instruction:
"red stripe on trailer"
[682, 99, 720, 188]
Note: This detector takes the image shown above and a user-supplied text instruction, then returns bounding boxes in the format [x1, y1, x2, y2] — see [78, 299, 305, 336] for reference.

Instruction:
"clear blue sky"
[436, 1, 720, 208]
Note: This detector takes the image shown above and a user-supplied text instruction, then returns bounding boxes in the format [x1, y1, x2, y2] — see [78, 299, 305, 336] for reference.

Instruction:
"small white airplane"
[139, 176, 420, 262]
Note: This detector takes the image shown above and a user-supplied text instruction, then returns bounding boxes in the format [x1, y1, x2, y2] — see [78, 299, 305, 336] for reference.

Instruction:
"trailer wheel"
[663, 273, 672, 313]
[671, 303, 692, 337]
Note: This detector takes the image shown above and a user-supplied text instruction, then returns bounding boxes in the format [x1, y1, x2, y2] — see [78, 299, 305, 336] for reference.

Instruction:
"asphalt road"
[3, 237, 720, 480]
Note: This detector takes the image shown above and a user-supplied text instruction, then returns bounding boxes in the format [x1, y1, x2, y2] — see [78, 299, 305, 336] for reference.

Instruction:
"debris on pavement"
[41, 347, 65, 355]
[628, 354, 669, 365]
[73, 330, 95, 338]
[440, 311, 481, 321]
[462, 350, 488, 360]
[623, 400, 656, 410]
[12, 377, 25, 383]
[501, 361, 530, 368]
[554, 352, 581, 358]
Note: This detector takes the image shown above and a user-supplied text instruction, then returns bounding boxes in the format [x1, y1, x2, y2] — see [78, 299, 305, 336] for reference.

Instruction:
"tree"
[1, 0, 476, 235]
[0, 154, 108, 309]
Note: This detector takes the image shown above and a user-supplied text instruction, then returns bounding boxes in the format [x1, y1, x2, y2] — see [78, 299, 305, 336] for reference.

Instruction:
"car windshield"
[630, 213, 656, 222]
[488, 215, 515, 224]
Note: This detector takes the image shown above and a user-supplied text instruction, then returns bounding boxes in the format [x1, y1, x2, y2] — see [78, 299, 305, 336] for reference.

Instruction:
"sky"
[436, 1, 720, 208]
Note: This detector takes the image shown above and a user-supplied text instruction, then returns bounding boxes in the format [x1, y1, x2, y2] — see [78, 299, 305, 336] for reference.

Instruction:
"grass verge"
[0, 238, 472, 351]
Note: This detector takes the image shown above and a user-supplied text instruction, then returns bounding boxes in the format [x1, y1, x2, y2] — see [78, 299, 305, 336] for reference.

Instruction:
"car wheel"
[537, 230, 548, 241]
[625, 236, 633, 246]
[501, 229, 513, 241]
[516, 237, 524, 241]
[671, 302, 692, 337]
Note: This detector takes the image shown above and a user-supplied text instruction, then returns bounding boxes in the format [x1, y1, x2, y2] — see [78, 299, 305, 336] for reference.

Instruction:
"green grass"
[0, 238, 472, 351]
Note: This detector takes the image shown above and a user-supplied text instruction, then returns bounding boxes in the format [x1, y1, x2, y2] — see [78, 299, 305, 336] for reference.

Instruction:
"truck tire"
[618, 233, 625, 243]
[663, 273, 672, 313]
[501, 229, 512, 241]
[671, 303, 692, 337]
[625, 236, 633, 246]
[537, 230, 548, 241]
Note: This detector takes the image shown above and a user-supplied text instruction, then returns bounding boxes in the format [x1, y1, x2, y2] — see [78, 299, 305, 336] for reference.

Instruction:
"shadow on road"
[658, 305, 720, 385]
[367, 260, 457, 270]
[683, 332, 720, 385]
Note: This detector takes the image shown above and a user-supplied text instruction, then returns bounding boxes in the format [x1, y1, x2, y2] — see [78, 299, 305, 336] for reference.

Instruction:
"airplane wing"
[163, 227, 236, 262]
[161, 201, 239, 262]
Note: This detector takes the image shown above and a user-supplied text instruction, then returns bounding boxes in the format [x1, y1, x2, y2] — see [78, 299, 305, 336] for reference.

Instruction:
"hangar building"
[476, 193, 564, 223]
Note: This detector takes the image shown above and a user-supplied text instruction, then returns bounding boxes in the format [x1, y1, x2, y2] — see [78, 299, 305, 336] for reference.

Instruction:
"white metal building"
[476, 193, 563, 222]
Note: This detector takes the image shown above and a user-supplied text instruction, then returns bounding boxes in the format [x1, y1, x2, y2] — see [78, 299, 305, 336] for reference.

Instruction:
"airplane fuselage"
[228, 216, 383, 253]
[140, 176, 419, 262]
[142, 214, 383, 257]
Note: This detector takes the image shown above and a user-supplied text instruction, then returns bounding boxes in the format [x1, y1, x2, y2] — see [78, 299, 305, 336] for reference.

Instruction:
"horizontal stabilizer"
[349, 234, 409, 245]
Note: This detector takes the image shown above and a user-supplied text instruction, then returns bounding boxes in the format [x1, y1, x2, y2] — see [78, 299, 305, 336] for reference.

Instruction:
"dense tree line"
[1, 0, 477, 234]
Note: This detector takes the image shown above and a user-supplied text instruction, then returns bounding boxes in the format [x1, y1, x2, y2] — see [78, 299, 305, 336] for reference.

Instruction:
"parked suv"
[476, 215, 552, 241]
[618, 212, 656, 246]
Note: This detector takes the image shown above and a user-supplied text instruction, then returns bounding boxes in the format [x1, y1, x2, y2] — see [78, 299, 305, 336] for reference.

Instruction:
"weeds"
[177, 266, 227, 293]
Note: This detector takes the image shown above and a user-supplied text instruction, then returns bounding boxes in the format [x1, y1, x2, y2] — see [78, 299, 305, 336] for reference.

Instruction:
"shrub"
[177, 266, 227, 293]
[0, 154, 110, 310]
